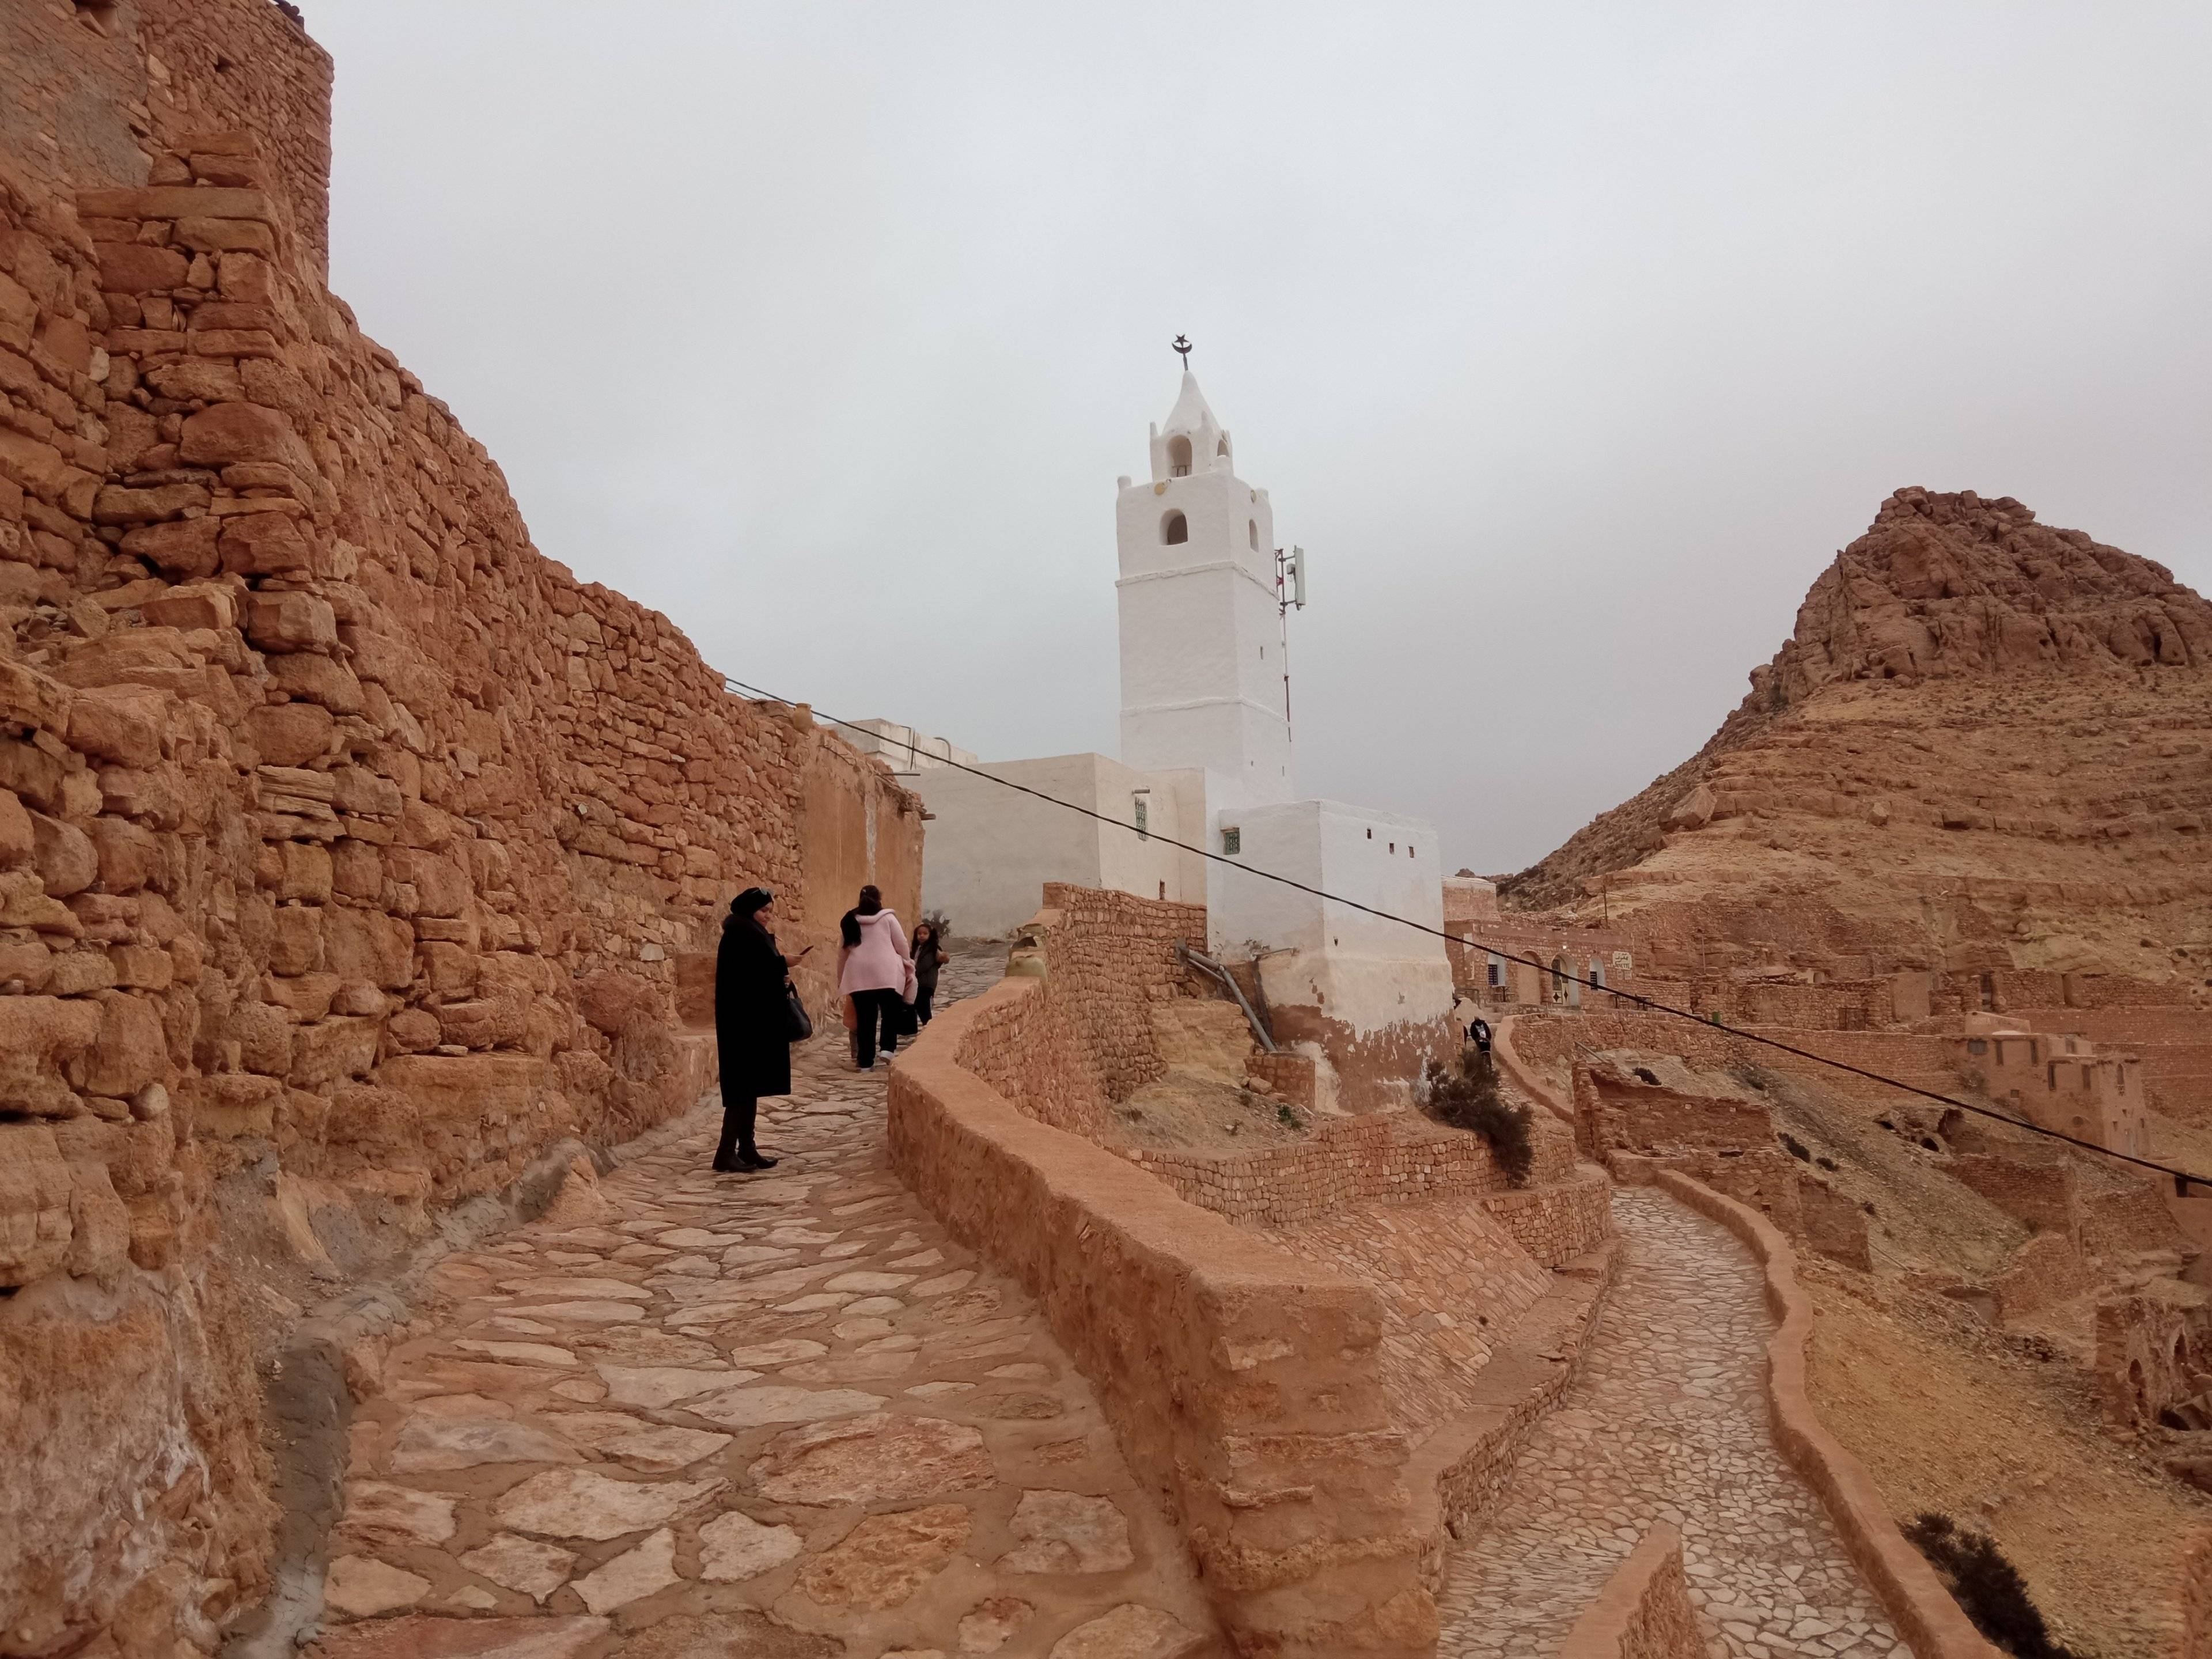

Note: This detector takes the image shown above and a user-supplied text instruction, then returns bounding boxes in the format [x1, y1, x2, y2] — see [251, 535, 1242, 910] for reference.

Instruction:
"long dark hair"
[842, 885, 883, 948]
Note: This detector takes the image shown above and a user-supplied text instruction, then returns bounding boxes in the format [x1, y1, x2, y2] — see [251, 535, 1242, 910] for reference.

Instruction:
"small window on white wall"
[1162, 510, 1188, 545]
[1168, 435, 1192, 476]
[1248, 520, 1257, 550]
[1222, 827, 1241, 855]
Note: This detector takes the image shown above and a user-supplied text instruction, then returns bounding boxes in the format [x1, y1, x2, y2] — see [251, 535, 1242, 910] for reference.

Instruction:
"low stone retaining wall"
[1479, 1165, 1615, 1266]
[1655, 1171, 2001, 1659]
[888, 979, 1438, 1658]
[1555, 1525, 1705, 1659]
[1407, 1244, 1617, 1570]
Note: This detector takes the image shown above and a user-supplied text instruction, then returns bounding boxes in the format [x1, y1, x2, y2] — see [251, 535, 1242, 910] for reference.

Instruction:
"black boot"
[713, 1099, 748, 1173]
[738, 1148, 779, 1170]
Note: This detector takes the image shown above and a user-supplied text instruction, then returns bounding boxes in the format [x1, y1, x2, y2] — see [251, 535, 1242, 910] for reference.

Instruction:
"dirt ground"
[1107, 1001, 1312, 1152]
[1804, 1264, 2210, 1659]
[1742, 1067, 2212, 1656]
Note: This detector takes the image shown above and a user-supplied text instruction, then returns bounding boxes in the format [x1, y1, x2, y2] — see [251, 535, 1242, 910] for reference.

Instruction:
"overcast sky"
[310, 1, 2211, 875]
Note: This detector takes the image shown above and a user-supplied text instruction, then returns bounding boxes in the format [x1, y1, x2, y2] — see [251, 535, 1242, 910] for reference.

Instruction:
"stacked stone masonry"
[0, 6, 922, 1655]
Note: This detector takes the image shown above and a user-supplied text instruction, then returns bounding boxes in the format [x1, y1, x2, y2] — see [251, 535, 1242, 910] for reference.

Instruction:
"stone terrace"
[314, 955, 1217, 1659]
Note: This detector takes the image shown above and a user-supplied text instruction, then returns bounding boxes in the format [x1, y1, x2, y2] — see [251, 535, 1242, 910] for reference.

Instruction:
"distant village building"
[894, 368, 1456, 1105]
[1959, 1014, 2148, 1158]
[1443, 874, 1637, 1009]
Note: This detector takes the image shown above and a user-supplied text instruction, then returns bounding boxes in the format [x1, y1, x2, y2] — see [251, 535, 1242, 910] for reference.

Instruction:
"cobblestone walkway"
[319, 949, 1215, 1659]
[1437, 1189, 1902, 1659]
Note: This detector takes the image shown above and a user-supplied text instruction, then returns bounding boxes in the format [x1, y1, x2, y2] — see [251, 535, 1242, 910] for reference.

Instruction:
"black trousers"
[853, 987, 903, 1067]
[715, 1094, 757, 1165]
[914, 986, 935, 1025]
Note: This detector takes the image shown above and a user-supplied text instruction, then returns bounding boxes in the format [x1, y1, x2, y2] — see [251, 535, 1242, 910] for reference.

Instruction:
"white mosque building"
[899, 366, 1456, 1107]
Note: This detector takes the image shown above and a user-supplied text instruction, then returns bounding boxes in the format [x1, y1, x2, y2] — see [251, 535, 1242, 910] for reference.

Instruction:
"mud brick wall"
[0, 6, 922, 1653]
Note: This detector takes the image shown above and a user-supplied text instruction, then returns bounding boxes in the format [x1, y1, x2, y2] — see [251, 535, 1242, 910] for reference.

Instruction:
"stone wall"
[1122, 1109, 1609, 1265]
[0, 7, 922, 1653]
[1554, 1526, 1705, 1659]
[886, 978, 1437, 1658]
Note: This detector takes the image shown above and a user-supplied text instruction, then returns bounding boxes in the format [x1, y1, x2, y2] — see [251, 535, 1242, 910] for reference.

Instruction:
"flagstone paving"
[1434, 1188, 1903, 1659]
[316, 952, 1215, 1659]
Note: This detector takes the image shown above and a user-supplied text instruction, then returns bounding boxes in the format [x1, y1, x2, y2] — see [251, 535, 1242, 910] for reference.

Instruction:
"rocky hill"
[1503, 488, 2212, 986]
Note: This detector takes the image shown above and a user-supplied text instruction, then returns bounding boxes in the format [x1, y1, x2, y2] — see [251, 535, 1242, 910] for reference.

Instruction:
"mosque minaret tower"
[1113, 370, 1294, 813]
[905, 344, 1457, 1108]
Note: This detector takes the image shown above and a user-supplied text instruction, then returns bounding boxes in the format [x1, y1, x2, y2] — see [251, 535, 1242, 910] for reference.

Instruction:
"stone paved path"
[1435, 1189, 1903, 1659]
[320, 949, 1216, 1659]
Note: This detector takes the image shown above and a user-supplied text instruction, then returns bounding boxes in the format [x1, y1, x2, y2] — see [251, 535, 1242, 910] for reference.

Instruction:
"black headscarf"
[732, 887, 772, 918]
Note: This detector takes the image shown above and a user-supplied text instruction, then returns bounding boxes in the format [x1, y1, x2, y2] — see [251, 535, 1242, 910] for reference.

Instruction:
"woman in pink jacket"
[837, 885, 912, 1070]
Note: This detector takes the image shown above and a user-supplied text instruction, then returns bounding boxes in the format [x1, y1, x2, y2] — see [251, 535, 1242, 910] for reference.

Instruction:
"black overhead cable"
[726, 675, 2211, 1191]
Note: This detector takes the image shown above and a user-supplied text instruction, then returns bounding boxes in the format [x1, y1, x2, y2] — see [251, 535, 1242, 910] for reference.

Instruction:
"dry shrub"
[1903, 1513, 2081, 1659]
[1421, 1047, 1533, 1187]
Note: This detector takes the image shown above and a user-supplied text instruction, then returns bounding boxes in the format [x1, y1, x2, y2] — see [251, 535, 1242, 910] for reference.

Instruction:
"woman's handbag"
[781, 979, 814, 1043]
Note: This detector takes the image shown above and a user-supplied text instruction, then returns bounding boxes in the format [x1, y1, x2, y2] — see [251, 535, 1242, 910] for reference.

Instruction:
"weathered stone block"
[0, 1125, 74, 1285]
[0, 789, 32, 868]
[288, 1017, 380, 1089]
[268, 651, 365, 713]
[378, 1053, 548, 1125]
[268, 904, 325, 976]
[325, 907, 414, 989]
[65, 1161, 131, 1280]
[82, 994, 168, 1099]
[244, 590, 336, 653]
[246, 702, 335, 769]
[29, 813, 97, 899]
[65, 692, 162, 769]
[218, 510, 312, 576]
[195, 1073, 284, 1140]
[331, 839, 382, 899]
[97, 242, 191, 294]
[137, 581, 236, 632]
[119, 516, 222, 578]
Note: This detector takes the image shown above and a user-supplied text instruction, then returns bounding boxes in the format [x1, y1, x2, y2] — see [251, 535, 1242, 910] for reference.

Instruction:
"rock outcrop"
[0, 5, 921, 1654]
[1505, 489, 2212, 990]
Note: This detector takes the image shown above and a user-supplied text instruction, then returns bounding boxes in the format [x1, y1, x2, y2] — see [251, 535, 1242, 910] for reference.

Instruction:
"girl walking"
[836, 884, 912, 1070]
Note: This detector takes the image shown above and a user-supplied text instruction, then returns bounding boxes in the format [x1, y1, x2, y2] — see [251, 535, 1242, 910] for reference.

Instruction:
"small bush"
[1422, 1048, 1534, 1186]
[1779, 1131, 1812, 1162]
[1903, 1513, 2080, 1659]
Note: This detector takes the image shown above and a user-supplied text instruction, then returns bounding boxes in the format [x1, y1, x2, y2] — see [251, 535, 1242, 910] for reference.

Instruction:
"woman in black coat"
[714, 887, 804, 1172]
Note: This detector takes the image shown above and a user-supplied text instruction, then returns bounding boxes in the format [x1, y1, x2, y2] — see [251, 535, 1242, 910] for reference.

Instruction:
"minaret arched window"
[1162, 510, 1188, 545]
[1168, 435, 1192, 477]
[1248, 520, 1257, 550]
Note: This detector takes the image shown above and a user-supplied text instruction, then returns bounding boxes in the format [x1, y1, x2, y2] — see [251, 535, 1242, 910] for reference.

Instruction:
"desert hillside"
[1503, 488, 2212, 987]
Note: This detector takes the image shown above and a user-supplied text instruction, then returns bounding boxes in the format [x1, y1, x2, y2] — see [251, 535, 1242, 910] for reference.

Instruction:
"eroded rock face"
[1504, 490, 2212, 990]
[0, 3, 924, 1652]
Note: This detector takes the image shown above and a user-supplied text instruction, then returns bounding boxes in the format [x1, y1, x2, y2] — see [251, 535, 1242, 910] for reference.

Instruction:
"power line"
[727, 675, 2210, 1191]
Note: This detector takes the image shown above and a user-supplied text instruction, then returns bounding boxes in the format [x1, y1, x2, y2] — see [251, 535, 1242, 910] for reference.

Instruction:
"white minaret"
[1113, 370, 1294, 815]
